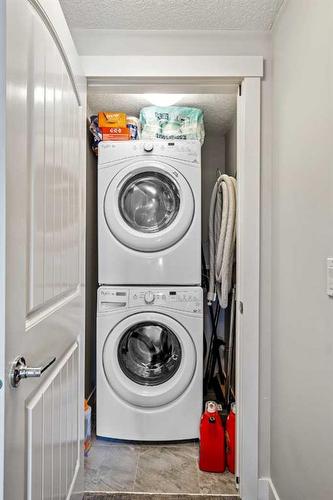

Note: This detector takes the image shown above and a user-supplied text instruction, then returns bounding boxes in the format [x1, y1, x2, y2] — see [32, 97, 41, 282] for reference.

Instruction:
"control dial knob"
[144, 142, 154, 152]
[144, 291, 155, 304]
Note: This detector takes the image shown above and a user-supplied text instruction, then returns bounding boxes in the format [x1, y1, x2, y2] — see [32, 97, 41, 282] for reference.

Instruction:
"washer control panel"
[129, 289, 202, 314]
[98, 288, 129, 313]
[98, 287, 202, 314]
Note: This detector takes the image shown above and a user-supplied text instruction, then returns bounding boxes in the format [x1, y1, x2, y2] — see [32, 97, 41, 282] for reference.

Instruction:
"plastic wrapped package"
[89, 115, 102, 155]
[140, 106, 205, 144]
[127, 116, 141, 140]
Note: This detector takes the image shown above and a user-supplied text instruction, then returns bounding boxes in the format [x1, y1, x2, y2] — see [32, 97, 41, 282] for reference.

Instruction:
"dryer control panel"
[98, 287, 202, 314]
[98, 140, 201, 166]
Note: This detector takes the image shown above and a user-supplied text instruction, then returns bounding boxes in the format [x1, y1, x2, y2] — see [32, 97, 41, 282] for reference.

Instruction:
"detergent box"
[98, 112, 130, 141]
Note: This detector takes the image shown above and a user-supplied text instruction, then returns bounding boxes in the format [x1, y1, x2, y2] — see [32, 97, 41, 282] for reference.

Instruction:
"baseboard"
[258, 478, 281, 500]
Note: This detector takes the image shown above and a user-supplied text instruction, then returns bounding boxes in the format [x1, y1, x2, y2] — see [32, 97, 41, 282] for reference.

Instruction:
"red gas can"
[199, 401, 225, 473]
[225, 403, 236, 474]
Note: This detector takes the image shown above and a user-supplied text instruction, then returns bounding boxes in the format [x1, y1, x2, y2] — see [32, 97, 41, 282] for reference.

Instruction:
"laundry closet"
[84, 90, 239, 495]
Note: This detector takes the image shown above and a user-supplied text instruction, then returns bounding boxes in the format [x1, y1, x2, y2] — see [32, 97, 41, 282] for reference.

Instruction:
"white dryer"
[96, 286, 203, 441]
[98, 140, 201, 285]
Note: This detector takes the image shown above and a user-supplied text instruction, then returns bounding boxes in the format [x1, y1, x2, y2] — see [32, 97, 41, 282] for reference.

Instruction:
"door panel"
[28, 14, 45, 312]
[27, 16, 81, 317]
[26, 344, 79, 500]
[3, 1, 86, 499]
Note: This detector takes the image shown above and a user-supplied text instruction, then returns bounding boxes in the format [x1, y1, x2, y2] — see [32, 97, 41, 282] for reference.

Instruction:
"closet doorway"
[86, 58, 262, 500]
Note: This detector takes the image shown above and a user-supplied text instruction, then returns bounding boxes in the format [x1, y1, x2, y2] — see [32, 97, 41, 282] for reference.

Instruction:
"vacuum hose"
[207, 174, 237, 308]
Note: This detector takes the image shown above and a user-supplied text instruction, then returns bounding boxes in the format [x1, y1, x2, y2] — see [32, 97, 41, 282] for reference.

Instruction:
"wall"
[225, 115, 237, 177]
[202, 133, 226, 253]
[85, 123, 98, 397]
[271, 2, 333, 499]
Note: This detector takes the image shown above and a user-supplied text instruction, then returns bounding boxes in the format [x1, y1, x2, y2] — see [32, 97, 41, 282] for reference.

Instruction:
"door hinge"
[239, 301, 244, 314]
[238, 83, 242, 96]
[236, 475, 240, 490]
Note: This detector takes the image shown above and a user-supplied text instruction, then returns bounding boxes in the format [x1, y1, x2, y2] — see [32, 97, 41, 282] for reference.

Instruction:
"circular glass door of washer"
[117, 321, 182, 386]
[102, 312, 196, 407]
[103, 162, 195, 252]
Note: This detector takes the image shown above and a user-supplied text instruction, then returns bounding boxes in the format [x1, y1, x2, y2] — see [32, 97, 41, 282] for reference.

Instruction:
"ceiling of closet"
[87, 93, 237, 134]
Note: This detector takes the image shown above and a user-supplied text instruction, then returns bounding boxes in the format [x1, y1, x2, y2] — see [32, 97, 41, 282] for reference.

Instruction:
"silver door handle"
[9, 355, 56, 388]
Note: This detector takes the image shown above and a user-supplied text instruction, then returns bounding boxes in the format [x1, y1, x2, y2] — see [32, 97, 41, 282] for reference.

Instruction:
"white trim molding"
[236, 77, 261, 500]
[82, 55, 264, 79]
[258, 478, 281, 500]
[0, 1, 5, 498]
[88, 76, 239, 95]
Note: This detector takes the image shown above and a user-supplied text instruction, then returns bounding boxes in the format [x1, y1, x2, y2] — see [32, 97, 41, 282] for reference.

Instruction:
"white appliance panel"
[96, 286, 203, 441]
[98, 141, 201, 285]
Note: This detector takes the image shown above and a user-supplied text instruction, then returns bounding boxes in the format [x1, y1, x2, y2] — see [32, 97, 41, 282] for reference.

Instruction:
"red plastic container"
[225, 403, 236, 474]
[199, 401, 225, 473]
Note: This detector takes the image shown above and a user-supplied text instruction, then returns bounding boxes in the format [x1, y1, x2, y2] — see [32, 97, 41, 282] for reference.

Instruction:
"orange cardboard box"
[101, 126, 130, 141]
[98, 112, 127, 129]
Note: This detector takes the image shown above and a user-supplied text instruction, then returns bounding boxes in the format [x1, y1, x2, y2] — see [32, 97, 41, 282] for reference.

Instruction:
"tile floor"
[84, 437, 238, 497]
[84, 495, 239, 500]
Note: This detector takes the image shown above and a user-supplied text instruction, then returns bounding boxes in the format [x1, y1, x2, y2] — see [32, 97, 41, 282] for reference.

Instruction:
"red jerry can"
[225, 403, 236, 474]
[199, 401, 225, 473]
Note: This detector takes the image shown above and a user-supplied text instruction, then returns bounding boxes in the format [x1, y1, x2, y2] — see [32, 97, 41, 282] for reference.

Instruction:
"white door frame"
[236, 77, 261, 500]
[86, 56, 262, 500]
[0, 2, 6, 498]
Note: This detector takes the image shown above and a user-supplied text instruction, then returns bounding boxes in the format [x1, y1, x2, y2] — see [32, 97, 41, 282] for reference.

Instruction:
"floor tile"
[84, 494, 239, 499]
[85, 438, 238, 496]
[134, 446, 200, 494]
[85, 443, 139, 492]
[198, 468, 237, 495]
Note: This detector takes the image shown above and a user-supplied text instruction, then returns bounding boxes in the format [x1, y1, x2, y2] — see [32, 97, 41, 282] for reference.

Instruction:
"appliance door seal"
[102, 312, 197, 408]
[103, 160, 194, 252]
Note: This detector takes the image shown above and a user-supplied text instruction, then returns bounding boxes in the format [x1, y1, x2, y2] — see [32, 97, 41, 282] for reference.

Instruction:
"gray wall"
[271, 2, 333, 498]
[201, 133, 226, 252]
[85, 124, 98, 397]
[225, 116, 237, 177]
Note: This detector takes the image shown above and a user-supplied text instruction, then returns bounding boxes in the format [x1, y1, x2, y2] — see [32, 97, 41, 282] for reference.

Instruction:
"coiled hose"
[207, 174, 237, 308]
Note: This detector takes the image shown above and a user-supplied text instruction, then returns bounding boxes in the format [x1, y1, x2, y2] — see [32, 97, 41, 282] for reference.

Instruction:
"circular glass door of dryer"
[119, 172, 180, 234]
[104, 161, 195, 252]
[102, 312, 196, 408]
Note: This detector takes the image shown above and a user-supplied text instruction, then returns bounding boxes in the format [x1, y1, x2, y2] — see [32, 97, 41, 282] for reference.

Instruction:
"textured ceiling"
[60, 0, 283, 31]
[87, 93, 237, 134]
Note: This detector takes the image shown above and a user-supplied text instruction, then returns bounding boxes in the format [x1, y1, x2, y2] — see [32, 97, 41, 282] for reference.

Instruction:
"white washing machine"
[98, 140, 201, 285]
[96, 286, 203, 441]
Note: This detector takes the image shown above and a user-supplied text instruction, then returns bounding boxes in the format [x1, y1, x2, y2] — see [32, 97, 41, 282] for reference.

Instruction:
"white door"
[0, 1, 86, 499]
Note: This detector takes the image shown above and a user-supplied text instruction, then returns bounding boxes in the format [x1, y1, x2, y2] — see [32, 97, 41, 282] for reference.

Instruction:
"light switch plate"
[327, 258, 333, 297]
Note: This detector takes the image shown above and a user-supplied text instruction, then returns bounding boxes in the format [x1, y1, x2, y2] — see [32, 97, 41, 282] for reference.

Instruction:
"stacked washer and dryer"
[97, 140, 203, 441]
